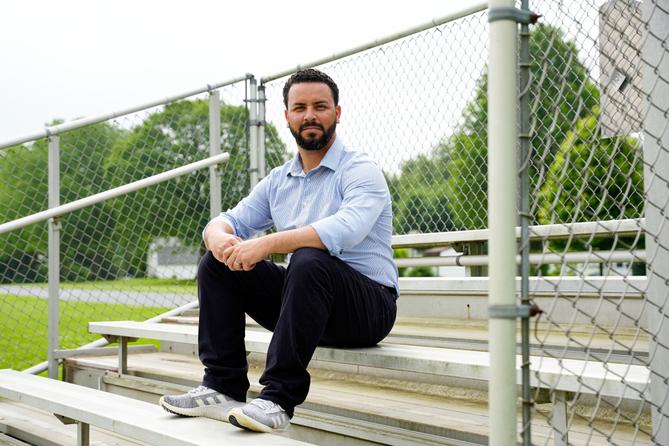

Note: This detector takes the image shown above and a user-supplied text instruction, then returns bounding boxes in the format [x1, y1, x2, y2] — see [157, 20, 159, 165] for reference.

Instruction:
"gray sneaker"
[159, 385, 244, 421]
[228, 398, 290, 433]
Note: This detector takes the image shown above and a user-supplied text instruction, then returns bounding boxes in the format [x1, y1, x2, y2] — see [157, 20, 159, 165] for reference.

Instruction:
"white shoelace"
[188, 385, 210, 395]
[250, 398, 282, 413]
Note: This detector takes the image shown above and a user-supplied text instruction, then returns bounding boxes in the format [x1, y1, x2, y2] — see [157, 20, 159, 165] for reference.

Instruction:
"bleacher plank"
[88, 321, 649, 400]
[0, 370, 309, 446]
[66, 351, 651, 446]
[0, 433, 29, 446]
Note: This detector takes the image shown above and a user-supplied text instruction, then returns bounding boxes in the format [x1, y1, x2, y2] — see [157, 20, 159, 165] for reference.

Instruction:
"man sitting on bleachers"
[159, 68, 399, 433]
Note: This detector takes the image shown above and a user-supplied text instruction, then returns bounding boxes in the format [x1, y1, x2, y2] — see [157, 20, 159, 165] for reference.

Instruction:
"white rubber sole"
[158, 396, 242, 422]
[228, 407, 287, 433]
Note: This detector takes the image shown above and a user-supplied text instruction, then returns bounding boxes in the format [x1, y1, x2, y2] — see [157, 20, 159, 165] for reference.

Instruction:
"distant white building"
[147, 237, 199, 280]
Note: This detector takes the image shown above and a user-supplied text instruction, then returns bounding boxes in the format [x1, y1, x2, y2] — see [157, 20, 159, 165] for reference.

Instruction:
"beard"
[289, 121, 337, 151]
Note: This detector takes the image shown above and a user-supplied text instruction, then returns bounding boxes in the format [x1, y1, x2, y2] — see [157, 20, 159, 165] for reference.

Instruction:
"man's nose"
[303, 107, 318, 121]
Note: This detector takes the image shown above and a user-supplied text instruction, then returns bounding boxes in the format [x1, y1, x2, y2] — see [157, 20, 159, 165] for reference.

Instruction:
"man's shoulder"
[338, 144, 379, 170]
[337, 146, 383, 180]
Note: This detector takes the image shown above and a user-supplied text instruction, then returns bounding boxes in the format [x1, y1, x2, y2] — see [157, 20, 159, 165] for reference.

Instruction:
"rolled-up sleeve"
[310, 160, 388, 256]
[207, 175, 274, 240]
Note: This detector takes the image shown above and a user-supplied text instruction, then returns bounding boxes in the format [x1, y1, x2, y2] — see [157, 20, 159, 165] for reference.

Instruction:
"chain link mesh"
[521, 0, 666, 444]
[0, 1, 667, 443]
[0, 80, 269, 371]
[263, 10, 490, 234]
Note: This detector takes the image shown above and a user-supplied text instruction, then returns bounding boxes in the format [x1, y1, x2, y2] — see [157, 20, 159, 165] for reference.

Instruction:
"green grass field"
[0, 293, 168, 372]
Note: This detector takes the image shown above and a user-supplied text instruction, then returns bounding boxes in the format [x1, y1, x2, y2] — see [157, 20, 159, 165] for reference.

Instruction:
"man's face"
[284, 82, 341, 151]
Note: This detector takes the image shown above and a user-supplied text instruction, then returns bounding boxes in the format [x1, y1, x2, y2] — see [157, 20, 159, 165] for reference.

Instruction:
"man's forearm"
[262, 225, 325, 254]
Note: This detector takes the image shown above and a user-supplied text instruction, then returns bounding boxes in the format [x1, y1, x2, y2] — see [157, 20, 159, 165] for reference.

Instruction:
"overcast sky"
[0, 0, 483, 142]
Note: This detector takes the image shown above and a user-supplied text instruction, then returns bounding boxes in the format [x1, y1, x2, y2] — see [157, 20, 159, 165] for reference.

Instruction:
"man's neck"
[298, 135, 336, 173]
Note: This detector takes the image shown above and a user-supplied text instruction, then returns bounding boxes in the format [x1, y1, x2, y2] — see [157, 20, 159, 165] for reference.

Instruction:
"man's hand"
[206, 231, 242, 264]
[222, 237, 271, 271]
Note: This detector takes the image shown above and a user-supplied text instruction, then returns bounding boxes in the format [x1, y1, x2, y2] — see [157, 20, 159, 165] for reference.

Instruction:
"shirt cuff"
[310, 220, 343, 256]
[201, 215, 237, 248]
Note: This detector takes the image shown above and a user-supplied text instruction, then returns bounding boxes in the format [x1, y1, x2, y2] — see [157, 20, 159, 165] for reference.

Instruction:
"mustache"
[299, 122, 324, 132]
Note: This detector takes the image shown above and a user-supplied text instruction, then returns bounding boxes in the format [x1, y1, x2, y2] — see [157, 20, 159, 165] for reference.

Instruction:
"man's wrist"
[260, 233, 277, 256]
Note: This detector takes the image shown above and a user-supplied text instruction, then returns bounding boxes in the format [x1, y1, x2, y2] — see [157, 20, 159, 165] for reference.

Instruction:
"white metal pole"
[488, 1, 519, 444]
[258, 85, 267, 179]
[47, 136, 60, 379]
[642, 0, 669, 441]
[248, 78, 259, 189]
[209, 91, 222, 220]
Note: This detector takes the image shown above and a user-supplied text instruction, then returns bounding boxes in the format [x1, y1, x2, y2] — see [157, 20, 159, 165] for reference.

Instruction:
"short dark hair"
[282, 68, 339, 108]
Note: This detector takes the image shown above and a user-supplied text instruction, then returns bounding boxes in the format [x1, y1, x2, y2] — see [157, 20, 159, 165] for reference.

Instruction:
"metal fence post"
[248, 77, 259, 190]
[642, 0, 669, 442]
[47, 135, 60, 379]
[257, 84, 267, 180]
[518, 1, 532, 444]
[488, 1, 519, 445]
[209, 90, 222, 219]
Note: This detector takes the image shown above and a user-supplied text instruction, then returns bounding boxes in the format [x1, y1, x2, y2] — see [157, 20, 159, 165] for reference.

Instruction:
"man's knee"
[197, 251, 231, 279]
[288, 248, 332, 272]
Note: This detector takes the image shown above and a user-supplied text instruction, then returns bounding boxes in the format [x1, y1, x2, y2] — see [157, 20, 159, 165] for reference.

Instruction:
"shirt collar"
[288, 136, 345, 177]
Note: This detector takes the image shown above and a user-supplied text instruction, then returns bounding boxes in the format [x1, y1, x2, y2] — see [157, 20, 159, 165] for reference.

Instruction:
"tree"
[105, 99, 288, 277]
[0, 122, 124, 282]
[391, 24, 601, 233]
[1, 100, 289, 282]
[536, 107, 644, 274]
[537, 107, 644, 226]
[391, 154, 455, 234]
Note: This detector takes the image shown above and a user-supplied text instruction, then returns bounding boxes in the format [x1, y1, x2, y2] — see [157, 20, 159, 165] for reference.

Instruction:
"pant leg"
[258, 248, 397, 416]
[197, 251, 285, 401]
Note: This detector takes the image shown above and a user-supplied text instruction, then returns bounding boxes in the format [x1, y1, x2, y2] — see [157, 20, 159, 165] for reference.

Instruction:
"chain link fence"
[0, 0, 667, 443]
[262, 9, 490, 234]
[517, 0, 666, 444]
[0, 79, 268, 371]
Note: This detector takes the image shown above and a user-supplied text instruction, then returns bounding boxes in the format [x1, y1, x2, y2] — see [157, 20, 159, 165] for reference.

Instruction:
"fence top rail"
[391, 218, 646, 248]
[0, 74, 253, 151]
[259, 1, 488, 84]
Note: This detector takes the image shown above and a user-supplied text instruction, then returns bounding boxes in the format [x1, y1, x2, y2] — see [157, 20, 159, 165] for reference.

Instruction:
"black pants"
[197, 247, 397, 417]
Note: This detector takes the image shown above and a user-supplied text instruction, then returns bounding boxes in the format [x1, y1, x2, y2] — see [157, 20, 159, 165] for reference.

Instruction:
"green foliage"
[0, 122, 125, 282]
[0, 99, 288, 282]
[537, 108, 644, 225]
[391, 154, 455, 234]
[393, 248, 436, 277]
[391, 24, 602, 232]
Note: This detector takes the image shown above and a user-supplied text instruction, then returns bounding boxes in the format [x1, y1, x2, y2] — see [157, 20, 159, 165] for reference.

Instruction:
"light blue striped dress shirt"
[218, 137, 399, 294]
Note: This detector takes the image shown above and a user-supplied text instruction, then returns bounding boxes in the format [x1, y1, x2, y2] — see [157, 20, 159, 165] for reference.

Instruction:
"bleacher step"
[0, 370, 310, 446]
[159, 314, 649, 361]
[0, 399, 150, 446]
[64, 351, 649, 446]
[0, 433, 30, 446]
[89, 320, 649, 400]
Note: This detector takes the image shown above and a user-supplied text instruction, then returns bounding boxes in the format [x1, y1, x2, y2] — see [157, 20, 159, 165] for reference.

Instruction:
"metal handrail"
[0, 153, 230, 235]
[395, 250, 647, 268]
[0, 74, 252, 150]
[391, 218, 646, 248]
